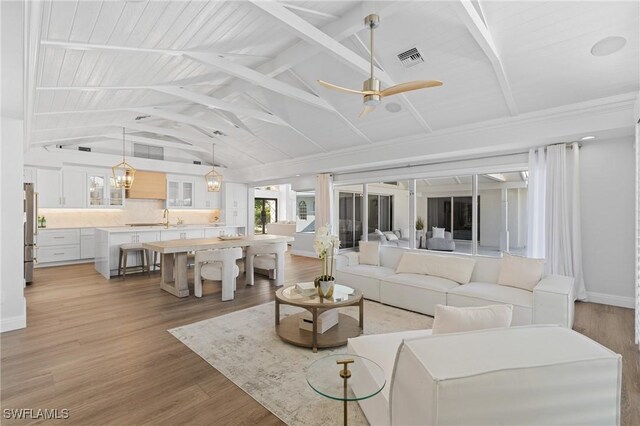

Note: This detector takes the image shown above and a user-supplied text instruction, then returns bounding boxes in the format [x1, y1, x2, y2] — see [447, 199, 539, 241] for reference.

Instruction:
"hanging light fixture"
[112, 127, 136, 189]
[205, 143, 222, 192]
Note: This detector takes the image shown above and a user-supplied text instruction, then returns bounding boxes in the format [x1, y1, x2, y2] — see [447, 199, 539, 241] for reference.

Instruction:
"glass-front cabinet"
[166, 177, 195, 208]
[88, 173, 124, 208]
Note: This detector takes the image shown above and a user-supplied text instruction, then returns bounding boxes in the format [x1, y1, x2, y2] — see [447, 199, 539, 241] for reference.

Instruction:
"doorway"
[254, 198, 278, 234]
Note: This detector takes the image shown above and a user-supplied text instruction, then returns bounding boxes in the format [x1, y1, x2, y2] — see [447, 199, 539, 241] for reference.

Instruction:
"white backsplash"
[40, 199, 222, 228]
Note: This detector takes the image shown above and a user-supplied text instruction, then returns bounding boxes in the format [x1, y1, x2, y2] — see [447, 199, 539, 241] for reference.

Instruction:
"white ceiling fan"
[318, 13, 443, 118]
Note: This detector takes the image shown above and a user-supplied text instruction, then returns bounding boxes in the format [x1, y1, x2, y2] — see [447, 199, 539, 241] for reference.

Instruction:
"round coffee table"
[275, 284, 363, 352]
[307, 354, 385, 426]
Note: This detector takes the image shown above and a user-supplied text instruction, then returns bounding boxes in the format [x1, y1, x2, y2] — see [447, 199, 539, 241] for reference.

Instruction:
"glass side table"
[306, 354, 385, 426]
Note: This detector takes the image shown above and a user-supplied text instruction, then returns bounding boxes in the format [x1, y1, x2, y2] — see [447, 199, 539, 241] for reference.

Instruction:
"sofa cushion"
[498, 253, 545, 291]
[395, 252, 428, 275]
[338, 264, 396, 279]
[347, 329, 433, 401]
[448, 282, 532, 308]
[359, 241, 380, 266]
[432, 304, 513, 335]
[382, 273, 459, 292]
[425, 254, 476, 284]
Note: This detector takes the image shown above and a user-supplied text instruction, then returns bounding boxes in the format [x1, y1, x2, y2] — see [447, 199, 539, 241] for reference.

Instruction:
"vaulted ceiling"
[26, 0, 639, 178]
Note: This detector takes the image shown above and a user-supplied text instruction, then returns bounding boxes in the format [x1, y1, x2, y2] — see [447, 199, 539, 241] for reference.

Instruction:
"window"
[367, 194, 393, 233]
[338, 192, 363, 249]
[298, 201, 307, 220]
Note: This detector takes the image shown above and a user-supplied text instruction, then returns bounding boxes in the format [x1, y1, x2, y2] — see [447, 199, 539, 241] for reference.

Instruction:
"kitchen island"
[94, 224, 245, 279]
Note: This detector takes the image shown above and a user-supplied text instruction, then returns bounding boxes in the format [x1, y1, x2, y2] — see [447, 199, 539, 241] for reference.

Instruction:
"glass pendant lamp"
[112, 127, 136, 189]
[205, 143, 222, 192]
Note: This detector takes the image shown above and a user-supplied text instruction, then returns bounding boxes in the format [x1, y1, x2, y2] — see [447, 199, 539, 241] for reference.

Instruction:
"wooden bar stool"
[118, 243, 150, 279]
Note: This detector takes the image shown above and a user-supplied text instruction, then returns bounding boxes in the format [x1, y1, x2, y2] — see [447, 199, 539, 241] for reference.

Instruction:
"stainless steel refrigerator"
[24, 183, 37, 284]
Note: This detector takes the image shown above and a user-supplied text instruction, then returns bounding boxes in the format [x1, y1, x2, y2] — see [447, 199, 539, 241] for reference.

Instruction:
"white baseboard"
[586, 292, 635, 309]
[290, 250, 317, 258]
[0, 301, 26, 332]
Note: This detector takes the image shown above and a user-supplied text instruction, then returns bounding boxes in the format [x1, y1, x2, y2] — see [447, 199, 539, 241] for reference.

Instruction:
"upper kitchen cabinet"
[194, 178, 221, 209]
[88, 171, 124, 208]
[36, 169, 86, 208]
[166, 175, 195, 209]
[224, 182, 248, 210]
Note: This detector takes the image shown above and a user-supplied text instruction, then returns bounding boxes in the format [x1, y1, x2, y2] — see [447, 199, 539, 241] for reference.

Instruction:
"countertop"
[40, 223, 232, 231]
[95, 224, 237, 232]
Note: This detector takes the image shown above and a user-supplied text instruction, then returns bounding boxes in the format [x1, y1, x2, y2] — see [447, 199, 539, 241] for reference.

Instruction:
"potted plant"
[313, 224, 340, 298]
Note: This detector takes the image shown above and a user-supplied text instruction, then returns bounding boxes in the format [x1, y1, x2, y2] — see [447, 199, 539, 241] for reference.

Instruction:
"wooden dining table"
[143, 234, 294, 298]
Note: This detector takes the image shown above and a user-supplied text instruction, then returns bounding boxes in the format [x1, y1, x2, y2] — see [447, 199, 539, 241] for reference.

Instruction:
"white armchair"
[194, 247, 243, 300]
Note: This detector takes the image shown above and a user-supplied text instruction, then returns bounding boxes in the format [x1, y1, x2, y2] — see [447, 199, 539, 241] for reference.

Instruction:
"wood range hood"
[126, 171, 167, 200]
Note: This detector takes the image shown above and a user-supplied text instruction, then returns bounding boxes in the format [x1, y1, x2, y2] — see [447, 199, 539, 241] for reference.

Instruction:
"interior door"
[254, 198, 277, 234]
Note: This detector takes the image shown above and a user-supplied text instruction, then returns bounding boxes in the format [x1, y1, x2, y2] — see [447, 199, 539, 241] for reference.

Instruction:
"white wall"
[1, 1, 27, 332]
[1, 118, 27, 332]
[581, 136, 636, 306]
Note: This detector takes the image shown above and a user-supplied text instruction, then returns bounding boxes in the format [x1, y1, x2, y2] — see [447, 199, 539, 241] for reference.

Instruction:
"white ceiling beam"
[40, 39, 270, 60]
[243, 93, 327, 153]
[42, 39, 335, 113]
[185, 52, 334, 112]
[451, 0, 518, 116]
[278, 3, 338, 21]
[249, 1, 433, 132]
[32, 102, 196, 116]
[287, 70, 371, 145]
[484, 173, 507, 182]
[31, 133, 113, 146]
[128, 122, 265, 165]
[36, 84, 223, 91]
[249, 1, 392, 84]
[156, 86, 288, 126]
[130, 107, 294, 159]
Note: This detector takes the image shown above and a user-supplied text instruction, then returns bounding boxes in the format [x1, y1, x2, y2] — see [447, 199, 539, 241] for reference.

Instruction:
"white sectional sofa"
[335, 246, 575, 327]
[348, 325, 621, 425]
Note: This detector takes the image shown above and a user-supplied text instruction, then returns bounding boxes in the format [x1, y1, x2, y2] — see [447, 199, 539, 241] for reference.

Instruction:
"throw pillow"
[432, 304, 513, 335]
[384, 232, 399, 241]
[375, 229, 384, 236]
[395, 252, 429, 275]
[432, 227, 445, 239]
[424, 254, 476, 284]
[497, 253, 545, 291]
[358, 241, 380, 266]
[393, 230, 402, 239]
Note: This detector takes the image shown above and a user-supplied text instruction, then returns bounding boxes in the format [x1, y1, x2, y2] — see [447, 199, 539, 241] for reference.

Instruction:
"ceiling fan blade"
[380, 80, 443, 98]
[317, 80, 375, 95]
[359, 105, 376, 118]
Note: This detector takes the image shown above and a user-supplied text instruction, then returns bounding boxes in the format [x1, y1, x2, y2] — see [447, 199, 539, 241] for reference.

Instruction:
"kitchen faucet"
[163, 209, 170, 228]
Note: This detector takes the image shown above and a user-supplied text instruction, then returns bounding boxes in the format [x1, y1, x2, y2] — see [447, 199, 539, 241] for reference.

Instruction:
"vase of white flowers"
[313, 224, 340, 298]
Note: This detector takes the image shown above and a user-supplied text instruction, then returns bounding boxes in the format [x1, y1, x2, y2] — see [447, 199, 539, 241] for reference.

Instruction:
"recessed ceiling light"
[581, 135, 596, 141]
[295, 174, 301, 177]
[591, 36, 627, 56]
[385, 102, 402, 113]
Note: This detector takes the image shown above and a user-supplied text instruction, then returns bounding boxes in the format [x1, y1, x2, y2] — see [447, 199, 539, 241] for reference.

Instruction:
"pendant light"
[112, 127, 136, 189]
[205, 143, 222, 192]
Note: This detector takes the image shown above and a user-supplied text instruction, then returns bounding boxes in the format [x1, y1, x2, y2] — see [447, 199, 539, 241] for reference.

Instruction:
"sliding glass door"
[338, 193, 362, 249]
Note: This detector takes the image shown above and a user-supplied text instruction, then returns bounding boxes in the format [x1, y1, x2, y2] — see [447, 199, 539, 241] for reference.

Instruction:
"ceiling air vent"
[397, 47, 423, 68]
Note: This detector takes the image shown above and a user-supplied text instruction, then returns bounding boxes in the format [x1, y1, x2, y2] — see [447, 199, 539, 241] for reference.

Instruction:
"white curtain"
[527, 148, 546, 258]
[635, 121, 639, 348]
[527, 144, 586, 300]
[315, 173, 334, 234]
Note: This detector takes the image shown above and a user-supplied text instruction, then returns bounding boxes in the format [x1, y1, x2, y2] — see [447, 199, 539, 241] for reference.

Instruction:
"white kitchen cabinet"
[108, 231, 160, 272]
[80, 228, 95, 259]
[35, 169, 87, 208]
[24, 167, 37, 184]
[36, 228, 82, 264]
[226, 208, 247, 227]
[166, 176, 195, 208]
[62, 170, 87, 208]
[195, 179, 221, 209]
[160, 229, 204, 241]
[36, 169, 62, 207]
[224, 182, 248, 210]
[88, 171, 123, 208]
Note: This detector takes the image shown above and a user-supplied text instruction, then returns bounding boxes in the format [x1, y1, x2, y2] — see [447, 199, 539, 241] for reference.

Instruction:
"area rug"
[169, 301, 432, 426]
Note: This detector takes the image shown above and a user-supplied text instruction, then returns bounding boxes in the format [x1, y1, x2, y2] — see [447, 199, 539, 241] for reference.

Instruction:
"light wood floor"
[1, 254, 639, 425]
